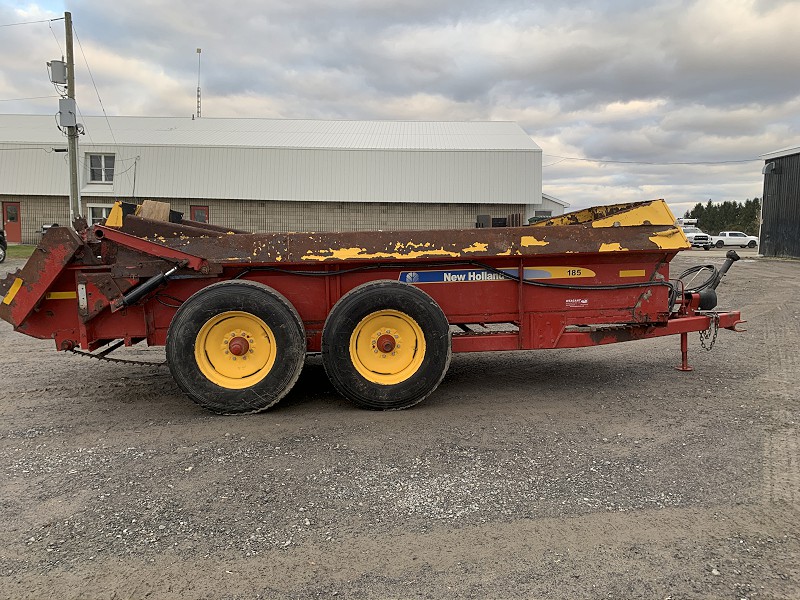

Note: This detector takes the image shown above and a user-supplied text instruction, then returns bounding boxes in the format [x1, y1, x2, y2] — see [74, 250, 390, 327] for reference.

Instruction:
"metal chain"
[66, 347, 168, 367]
[698, 312, 720, 351]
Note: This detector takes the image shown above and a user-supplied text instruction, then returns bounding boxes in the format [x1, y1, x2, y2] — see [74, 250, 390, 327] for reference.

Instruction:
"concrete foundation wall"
[6, 195, 528, 243]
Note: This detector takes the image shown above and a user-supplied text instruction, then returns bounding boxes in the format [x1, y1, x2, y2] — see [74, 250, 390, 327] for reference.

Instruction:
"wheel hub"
[227, 335, 250, 356]
[221, 329, 256, 361]
[376, 333, 396, 353]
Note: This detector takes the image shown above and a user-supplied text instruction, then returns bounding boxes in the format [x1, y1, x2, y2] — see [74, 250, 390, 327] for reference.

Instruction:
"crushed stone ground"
[0, 248, 798, 599]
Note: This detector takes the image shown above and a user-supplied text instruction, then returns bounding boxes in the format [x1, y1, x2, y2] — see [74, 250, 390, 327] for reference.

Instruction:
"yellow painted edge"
[520, 235, 549, 247]
[599, 242, 626, 252]
[619, 269, 646, 278]
[462, 242, 489, 253]
[648, 229, 690, 250]
[301, 246, 460, 261]
[45, 291, 78, 300]
[591, 200, 677, 228]
[2, 278, 24, 305]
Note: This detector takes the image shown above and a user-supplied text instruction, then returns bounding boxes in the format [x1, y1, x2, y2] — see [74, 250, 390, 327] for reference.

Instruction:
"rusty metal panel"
[77, 273, 136, 323]
[120, 215, 248, 238]
[94, 200, 683, 270]
[279, 224, 684, 263]
[94, 226, 210, 272]
[119, 221, 683, 267]
[0, 227, 83, 327]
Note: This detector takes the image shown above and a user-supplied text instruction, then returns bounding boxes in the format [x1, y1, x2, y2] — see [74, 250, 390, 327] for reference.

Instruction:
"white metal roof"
[760, 145, 800, 160]
[0, 114, 541, 151]
[542, 193, 570, 207]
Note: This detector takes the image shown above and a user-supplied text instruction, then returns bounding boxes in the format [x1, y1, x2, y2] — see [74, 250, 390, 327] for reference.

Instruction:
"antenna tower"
[196, 48, 202, 118]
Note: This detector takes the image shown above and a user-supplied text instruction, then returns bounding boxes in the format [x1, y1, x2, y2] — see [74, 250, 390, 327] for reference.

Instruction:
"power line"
[542, 154, 761, 166]
[0, 17, 63, 27]
[0, 147, 57, 152]
[542, 158, 568, 167]
[49, 19, 64, 56]
[0, 95, 60, 102]
[73, 25, 117, 144]
[74, 101, 95, 146]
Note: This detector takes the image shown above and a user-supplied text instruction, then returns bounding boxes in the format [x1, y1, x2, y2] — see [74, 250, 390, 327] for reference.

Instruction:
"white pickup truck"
[711, 231, 758, 248]
[680, 226, 713, 250]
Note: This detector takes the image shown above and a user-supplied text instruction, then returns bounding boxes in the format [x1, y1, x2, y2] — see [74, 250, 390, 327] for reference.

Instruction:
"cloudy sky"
[2, 0, 798, 215]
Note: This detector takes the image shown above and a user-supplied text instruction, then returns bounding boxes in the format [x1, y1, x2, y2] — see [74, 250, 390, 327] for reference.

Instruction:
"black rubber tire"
[166, 280, 305, 415]
[0, 245, 5, 263]
[747, 240, 757, 248]
[716, 240, 725, 248]
[703, 245, 710, 251]
[322, 280, 451, 410]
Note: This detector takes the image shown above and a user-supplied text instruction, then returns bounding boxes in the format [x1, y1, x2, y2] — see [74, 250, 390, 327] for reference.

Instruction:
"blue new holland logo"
[399, 267, 596, 284]
[400, 269, 511, 284]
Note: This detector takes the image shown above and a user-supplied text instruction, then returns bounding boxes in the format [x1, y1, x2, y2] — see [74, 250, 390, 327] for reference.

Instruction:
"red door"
[189, 205, 209, 223]
[2, 202, 21, 243]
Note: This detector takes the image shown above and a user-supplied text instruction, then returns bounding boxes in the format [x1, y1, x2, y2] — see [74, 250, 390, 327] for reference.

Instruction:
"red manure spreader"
[0, 199, 744, 414]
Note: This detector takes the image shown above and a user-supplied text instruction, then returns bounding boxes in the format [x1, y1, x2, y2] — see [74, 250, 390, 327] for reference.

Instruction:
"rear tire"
[322, 280, 451, 410]
[167, 280, 305, 414]
[0, 245, 5, 263]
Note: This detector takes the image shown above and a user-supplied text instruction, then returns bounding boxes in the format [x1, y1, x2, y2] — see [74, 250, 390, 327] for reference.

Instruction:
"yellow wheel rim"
[194, 311, 277, 389]
[349, 309, 426, 385]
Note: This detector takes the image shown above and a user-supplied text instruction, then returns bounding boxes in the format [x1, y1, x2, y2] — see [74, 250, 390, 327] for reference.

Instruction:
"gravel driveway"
[0, 249, 798, 599]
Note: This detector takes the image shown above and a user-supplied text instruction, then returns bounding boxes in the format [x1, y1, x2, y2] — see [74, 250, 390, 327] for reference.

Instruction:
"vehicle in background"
[711, 231, 758, 249]
[0, 229, 7, 263]
[680, 225, 712, 250]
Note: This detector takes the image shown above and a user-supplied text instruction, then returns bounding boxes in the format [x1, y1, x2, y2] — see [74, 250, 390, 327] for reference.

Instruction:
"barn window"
[87, 203, 114, 226]
[88, 154, 115, 182]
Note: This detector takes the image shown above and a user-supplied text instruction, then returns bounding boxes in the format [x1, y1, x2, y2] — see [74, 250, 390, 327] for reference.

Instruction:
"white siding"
[3, 145, 541, 205]
[0, 144, 70, 195]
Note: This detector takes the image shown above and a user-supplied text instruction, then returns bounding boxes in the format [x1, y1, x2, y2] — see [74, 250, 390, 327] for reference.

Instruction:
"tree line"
[683, 198, 761, 235]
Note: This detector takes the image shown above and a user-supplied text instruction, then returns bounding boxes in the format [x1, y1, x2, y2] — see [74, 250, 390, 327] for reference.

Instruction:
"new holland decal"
[398, 267, 596, 284]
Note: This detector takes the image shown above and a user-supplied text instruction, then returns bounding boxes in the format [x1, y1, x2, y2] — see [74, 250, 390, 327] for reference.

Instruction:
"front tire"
[322, 281, 451, 410]
[167, 280, 306, 414]
[747, 240, 757, 248]
[716, 240, 724, 248]
[0, 245, 5, 263]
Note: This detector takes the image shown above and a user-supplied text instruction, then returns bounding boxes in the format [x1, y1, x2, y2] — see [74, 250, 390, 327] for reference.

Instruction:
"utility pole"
[65, 11, 81, 223]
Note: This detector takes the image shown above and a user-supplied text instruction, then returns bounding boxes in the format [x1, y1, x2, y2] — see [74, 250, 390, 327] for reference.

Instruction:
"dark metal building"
[761, 146, 800, 258]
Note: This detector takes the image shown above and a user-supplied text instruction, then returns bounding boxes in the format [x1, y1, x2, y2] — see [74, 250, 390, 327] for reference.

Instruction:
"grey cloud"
[62, 0, 800, 114]
[4, 0, 798, 211]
